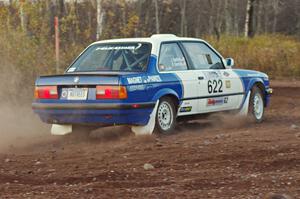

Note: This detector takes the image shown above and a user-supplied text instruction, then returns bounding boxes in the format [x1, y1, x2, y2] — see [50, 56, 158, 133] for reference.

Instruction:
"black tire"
[155, 97, 177, 134]
[249, 86, 265, 123]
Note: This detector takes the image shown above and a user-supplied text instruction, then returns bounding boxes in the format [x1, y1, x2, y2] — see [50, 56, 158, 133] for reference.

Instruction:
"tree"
[154, 0, 160, 34]
[224, 0, 231, 35]
[96, 0, 104, 40]
[272, 0, 280, 33]
[19, 0, 27, 33]
[180, 0, 187, 36]
[244, 0, 256, 37]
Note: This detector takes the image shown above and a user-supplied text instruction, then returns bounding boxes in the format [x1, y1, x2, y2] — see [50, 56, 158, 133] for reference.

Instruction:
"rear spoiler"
[39, 71, 140, 78]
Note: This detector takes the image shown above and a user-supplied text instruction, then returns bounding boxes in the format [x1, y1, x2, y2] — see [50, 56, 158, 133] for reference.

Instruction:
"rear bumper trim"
[32, 102, 155, 110]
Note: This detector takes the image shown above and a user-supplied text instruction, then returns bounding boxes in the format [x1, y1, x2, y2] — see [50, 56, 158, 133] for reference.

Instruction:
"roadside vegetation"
[0, 0, 299, 104]
[1, 32, 300, 104]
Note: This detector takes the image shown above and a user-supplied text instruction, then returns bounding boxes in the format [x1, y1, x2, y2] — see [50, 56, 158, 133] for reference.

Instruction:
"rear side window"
[67, 42, 151, 72]
[158, 43, 188, 71]
[182, 42, 224, 70]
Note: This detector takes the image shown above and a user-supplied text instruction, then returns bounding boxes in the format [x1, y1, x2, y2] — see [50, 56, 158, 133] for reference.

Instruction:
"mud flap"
[131, 100, 159, 136]
[51, 124, 72, 135]
[239, 91, 251, 116]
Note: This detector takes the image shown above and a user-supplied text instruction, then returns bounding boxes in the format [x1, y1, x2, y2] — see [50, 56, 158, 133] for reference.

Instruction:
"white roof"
[86, 34, 225, 59]
[92, 34, 204, 45]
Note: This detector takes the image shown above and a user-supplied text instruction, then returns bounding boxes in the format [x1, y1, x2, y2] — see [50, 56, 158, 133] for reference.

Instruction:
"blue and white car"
[32, 34, 272, 136]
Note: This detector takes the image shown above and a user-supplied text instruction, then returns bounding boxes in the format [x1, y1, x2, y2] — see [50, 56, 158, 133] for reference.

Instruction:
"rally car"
[32, 34, 272, 136]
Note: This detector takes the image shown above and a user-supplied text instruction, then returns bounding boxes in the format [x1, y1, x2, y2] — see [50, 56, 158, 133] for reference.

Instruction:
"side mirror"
[225, 58, 234, 68]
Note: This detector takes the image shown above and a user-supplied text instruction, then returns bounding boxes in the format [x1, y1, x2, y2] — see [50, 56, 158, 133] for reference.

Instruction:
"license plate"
[62, 88, 88, 100]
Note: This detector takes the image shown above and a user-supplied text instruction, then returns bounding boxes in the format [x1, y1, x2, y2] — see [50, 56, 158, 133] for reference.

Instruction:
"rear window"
[67, 42, 151, 72]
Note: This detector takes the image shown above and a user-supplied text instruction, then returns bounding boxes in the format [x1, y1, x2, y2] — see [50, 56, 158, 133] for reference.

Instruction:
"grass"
[206, 34, 300, 78]
[0, 33, 299, 104]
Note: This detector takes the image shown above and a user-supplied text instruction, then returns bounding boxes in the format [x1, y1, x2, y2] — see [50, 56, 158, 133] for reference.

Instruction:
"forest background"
[0, 0, 299, 103]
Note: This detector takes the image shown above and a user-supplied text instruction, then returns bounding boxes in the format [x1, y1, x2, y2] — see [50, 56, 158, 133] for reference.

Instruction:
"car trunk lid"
[36, 72, 123, 86]
[35, 72, 130, 101]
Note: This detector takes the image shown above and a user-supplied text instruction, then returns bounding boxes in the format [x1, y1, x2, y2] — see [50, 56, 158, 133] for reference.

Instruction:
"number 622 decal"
[208, 79, 223, 94]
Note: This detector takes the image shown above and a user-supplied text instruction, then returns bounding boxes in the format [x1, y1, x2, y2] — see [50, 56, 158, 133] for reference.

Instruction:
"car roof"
[92, 34, 205, 45]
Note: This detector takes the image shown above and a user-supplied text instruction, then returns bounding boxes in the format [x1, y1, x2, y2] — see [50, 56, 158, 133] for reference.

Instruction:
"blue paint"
[33, 45, 272, 127]
[233, 69, 271, 107]
[35, 108, 152, 125]
[36, 74, 119, 86]
[33, 54, 184, 126]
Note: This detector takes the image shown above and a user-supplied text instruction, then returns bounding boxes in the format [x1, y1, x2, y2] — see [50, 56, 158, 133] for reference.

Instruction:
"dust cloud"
[178, 112, 249, 134]
[209, 113, 249, 129]
[0, 64, 51, 152]
[0, 104, 50, 152]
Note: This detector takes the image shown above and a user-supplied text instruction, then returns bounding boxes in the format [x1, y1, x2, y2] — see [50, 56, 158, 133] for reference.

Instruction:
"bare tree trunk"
[256, 0, 262, 34]
[122, 5, 127, 31]
[19, 0, 27, 33]
[6, 0, 13, 30]
[154, 0, 160, 34]
[233, 0, 239, 35]
[96, 0, 104, 40]
[69, 0, 78, 43]
[244, 0, 251, 37]
[136, 0, 145, 37]
[244, 0, 255, 37]
[224, 0, 231, 35]
[263, 0, 269, 33]
[208, 0, 214, 35]
[87, 0, 93, 37]
[214, 1, 222, 40]
[180, 0, 187, 36]
[195, 14, 200, 37]
[297, 3, 300, 37]
[272, 0, 279, 33]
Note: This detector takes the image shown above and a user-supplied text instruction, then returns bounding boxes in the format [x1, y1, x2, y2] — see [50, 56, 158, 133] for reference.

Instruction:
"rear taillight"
[96, 86, 127, 99]
[35, 86, 58, 99]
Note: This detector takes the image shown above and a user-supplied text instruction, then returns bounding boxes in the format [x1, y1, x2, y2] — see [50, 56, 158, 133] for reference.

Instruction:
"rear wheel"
[249, 86, 265, 123]
[155, 97, 177, 134]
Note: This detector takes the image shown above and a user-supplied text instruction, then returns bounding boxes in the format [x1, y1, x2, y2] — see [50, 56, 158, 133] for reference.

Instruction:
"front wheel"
[155, 97, 177, 134]
[249, 86, 265, 123]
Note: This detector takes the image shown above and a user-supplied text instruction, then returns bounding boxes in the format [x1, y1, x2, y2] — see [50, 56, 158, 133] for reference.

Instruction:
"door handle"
[198, 76, 204, 80]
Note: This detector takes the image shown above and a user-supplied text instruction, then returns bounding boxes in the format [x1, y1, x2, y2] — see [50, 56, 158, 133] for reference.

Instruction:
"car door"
[158, 42, 200, 116]
[180, 41, 244, 113]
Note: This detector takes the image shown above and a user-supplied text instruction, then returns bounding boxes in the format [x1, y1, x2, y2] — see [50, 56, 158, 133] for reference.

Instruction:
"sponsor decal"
[96, 43, 142, 51]
[127, 85, 146, 91]
[143, 75, 162, 83]
[171, 57, 186, 67]
[180, 106, 192, 112]
[74, 76, 80, 84]
[127, 77, 143, 84]
[225, 80, 231, 88]
[127, 75, 162, 84]
[223, 71, 230, 77]
[68, 67, 76, 72]
[204, 71, 221, 79]
[207, 97, 228, 106]
[205, 54, 213, 64]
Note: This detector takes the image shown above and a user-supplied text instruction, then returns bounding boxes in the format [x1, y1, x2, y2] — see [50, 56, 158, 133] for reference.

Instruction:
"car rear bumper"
[32, 102, 155, 110]
[32, 102, 156, 126]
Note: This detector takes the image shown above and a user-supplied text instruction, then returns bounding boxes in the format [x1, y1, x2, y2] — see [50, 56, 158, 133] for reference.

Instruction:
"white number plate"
[66, 88, 88, 100]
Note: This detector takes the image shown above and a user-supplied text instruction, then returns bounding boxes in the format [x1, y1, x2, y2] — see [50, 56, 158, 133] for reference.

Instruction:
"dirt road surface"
[0, 81, 299, 199]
